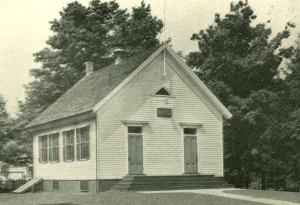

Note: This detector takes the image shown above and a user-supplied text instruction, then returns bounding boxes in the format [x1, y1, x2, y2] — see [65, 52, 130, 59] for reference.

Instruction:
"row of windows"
[39, 126, 195, 163]
[38, 126, 90, 163]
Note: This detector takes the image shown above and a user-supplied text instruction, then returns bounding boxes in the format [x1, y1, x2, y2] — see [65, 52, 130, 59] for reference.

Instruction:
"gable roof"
[27, 43, 232, 129]
[26, 45, 161, 129]
[92, 44, 232, 119]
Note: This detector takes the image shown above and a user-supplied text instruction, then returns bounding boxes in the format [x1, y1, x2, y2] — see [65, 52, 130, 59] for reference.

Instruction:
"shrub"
[0, 179, 28, 193]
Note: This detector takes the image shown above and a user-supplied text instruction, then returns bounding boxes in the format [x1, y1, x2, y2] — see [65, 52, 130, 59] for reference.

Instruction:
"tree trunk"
[261, 172, 266, 190]
[245, 173, 250, 189]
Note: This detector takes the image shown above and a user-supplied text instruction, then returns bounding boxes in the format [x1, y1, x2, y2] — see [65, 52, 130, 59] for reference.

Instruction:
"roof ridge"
[26, 44, 162, 128]
[88, 45, 162, 75]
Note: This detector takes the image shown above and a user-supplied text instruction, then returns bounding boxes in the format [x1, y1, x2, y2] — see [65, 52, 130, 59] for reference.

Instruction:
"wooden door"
[184, 135, 198, 174]
[128, 134, 143, 175]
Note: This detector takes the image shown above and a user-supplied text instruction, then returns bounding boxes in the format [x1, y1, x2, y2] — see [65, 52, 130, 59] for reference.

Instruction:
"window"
[155, 87, 171, 96]
[49, 133, 59, 162]
[39, 135, 48, 163]
[157, 108, 172, 118]
[184, 128, 197, 135]
[76, 126, 90, 160]
[63, 130, 75, 161]
[53, 181, 59, 190]
[128, 126, 142, 134]
[80, 181, 89, 192]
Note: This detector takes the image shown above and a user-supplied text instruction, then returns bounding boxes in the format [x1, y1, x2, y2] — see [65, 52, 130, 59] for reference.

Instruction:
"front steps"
[112, 175, 234, 191]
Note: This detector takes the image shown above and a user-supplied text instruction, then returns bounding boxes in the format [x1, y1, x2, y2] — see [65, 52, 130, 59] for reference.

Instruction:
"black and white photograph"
[0, 0, 300, 204]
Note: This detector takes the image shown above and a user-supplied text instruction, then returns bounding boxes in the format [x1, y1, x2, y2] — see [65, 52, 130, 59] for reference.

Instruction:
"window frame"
[49, 133, 59, 163]
[39, 135, 48, 163]
[76, 126, 90, 161]
[63, 129, 75, 162]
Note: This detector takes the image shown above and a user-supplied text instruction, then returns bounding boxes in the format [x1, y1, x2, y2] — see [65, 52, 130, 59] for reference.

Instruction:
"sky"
[0, 0, 300, 116]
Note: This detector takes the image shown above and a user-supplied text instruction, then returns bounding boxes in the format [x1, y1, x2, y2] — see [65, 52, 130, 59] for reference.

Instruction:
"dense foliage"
[187, 0, 298, 189]
[2, 0, 163, 167]
[0, 179, 28, 193]
[20, 0, 163, 122]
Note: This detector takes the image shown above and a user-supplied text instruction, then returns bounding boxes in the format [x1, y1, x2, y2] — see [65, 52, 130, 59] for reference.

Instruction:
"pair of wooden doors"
[128, 127, 198, 175]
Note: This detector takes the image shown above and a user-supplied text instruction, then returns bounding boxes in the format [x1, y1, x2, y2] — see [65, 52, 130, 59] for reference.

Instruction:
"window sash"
[65, 130, 74, 161]
[76, 126, 90, 160]
[39, 135, 48, 163]
[128, 126, 142, 134]
[184, 128, 197, 135]
[49, 133, 59, 162]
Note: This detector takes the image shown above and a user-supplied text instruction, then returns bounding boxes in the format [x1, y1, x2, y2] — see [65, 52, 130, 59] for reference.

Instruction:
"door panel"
[184, 136, 198, 174]
[128, 134, 143, 175]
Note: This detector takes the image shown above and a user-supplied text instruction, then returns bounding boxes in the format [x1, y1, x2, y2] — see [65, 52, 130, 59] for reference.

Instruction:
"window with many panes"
[39, 135, 48, 163]
[49, 133, 59, 162]
[76, 126, 90, 160]
[63, 130, 75, 161]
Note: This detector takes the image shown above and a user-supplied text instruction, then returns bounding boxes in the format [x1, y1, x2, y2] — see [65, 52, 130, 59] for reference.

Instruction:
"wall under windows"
[33, 119, 96, 180]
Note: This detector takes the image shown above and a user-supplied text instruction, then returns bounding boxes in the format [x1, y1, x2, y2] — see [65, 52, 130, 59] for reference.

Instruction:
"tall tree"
[16, 0, 163, 166]
[19, 0, 163, 122]
[0, 95, 31, 166]
[262, 36, 300, 190]
[0, 94, 10, 140]
[0, 94, 11, 153]
[186, 1, 295, 188]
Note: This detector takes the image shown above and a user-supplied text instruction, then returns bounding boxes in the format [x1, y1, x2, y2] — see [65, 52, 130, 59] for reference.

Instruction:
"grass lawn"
[0, 191, 266, 205]
[224, 189, 300, 204]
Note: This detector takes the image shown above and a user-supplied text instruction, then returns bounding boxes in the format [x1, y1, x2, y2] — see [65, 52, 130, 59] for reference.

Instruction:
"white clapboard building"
[24, 44, 233, 193]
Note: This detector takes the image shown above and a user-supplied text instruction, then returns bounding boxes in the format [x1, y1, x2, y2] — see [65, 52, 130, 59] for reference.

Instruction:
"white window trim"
[179, 122, 203, 128]
[76, 125, 90, 161]
[122, 120, 149, 127]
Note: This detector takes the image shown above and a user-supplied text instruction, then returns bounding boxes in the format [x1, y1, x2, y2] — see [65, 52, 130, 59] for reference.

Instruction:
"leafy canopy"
[15, 0, 163, 166]
[187, 0, 294, 99]
[19, 0, 163, 123]
[187, 0, 295, 188]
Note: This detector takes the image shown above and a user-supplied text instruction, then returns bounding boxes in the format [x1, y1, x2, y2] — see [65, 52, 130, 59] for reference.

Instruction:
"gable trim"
[164, 44, 232, 119]
[93, 43, 232, 119]
[93, 44, 166, 112]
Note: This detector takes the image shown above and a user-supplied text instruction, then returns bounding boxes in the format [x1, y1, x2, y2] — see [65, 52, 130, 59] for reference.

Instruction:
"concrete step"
[112, 175, 233, 192]
[118, 181, 230, 185]
[122, 177, 223, 182]
[123, 175, 216, 180]
[112, 184, 234, 191]
[114, 183, 232, 189]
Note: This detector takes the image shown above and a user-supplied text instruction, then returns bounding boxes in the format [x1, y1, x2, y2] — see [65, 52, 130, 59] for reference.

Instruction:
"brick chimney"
[85, 62, 93, 76]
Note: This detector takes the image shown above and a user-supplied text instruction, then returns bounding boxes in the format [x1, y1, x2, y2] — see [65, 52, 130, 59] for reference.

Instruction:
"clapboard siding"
[97, 54, 224, 179]
[33, 119, 96, 180]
